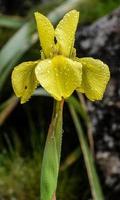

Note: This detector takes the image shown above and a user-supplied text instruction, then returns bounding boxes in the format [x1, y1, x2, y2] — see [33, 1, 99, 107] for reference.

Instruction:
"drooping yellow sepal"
[35, 55, 82, 100]
[12, 61, 38, 103]
[34, 12, 55, 58]
[55, 10, 79, 57]
[76, 57, 110, 100]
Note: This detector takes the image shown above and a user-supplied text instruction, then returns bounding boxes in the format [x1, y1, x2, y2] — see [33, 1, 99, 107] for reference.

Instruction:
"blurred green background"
[0, 0, 120, 199]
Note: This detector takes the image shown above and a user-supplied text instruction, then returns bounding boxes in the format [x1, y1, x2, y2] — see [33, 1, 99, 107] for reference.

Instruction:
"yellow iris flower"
[12, 10, 110, 103]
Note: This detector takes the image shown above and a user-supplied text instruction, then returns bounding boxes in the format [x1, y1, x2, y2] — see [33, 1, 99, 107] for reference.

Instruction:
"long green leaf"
[0, 21, 36, 74]
[41, 100, 64, 200]
[68, 103, 104, 200]
[0, 15, 24, 28]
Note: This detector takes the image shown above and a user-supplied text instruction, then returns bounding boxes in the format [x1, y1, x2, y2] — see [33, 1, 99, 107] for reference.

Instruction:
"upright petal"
[55, 10, 79, 57]
[76, 57, 110, 101]
[34, 12, 55, 58]
[12, 61, 38, 103]
[35, 56, 82, 100]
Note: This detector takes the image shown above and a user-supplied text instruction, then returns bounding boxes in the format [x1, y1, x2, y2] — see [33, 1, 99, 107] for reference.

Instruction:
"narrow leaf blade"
[68, 103, 104, 200]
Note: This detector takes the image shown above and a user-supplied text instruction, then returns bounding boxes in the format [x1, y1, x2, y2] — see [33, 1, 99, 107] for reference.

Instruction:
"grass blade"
[67, 96, 88, 122]
[68, 103, 104, 200]
[0, 15, 24, 29]
[68, 95, 94, 153]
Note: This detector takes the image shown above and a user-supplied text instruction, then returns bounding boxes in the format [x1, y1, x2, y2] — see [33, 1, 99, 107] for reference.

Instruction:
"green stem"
[40, 99, 64, 200]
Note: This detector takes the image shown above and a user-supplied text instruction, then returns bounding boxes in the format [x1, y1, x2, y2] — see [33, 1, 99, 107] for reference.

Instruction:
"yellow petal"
[12, 61, 38, 104]
[35, 55, 82, 100]
[34, 12, 55, 58]
[76, 57, 110, 101]
[55, 10, 79, 57]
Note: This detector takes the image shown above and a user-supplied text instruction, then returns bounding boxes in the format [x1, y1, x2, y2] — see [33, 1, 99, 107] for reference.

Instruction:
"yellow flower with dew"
[12, 10, 110, 103]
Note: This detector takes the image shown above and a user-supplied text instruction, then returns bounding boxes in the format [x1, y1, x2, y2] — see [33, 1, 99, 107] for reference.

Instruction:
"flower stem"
[40, 99, 64, 200]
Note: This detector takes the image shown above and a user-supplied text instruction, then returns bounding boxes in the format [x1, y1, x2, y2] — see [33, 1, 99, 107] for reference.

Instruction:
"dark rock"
[76, 7, 120, 199]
